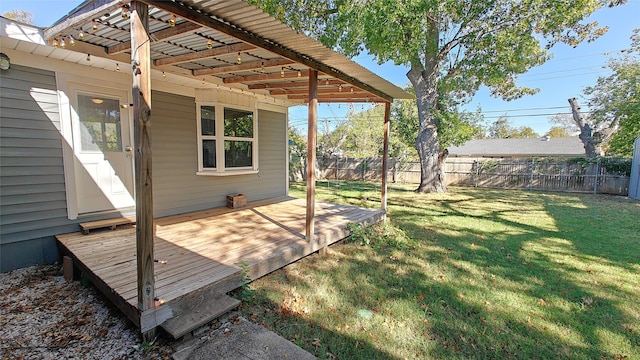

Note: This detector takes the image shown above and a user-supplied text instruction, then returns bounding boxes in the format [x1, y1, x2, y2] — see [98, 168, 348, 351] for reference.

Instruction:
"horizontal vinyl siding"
[0, 64, 75, 271]
[152, 91, 287, 217]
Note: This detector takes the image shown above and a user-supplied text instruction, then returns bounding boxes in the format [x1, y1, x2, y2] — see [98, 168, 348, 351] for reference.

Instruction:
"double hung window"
[197, 104, 258, 175]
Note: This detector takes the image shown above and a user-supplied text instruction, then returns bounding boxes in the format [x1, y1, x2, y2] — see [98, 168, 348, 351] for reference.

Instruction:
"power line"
[478, 105, 571, 113]
[517, 65, 604, 78]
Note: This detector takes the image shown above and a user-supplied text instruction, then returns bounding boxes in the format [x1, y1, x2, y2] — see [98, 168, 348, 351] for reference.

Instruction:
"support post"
[593, 159, 600, 194]
[381, 102, 391, 214]
[306, 70, 318, 242]
[131, 1, 155, 342]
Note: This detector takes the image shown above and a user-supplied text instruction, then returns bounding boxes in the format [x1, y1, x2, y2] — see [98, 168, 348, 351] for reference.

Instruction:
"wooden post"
[131, 1, 155, 342]
[306, 70, 318, 242]
[381, 102, 391, 214]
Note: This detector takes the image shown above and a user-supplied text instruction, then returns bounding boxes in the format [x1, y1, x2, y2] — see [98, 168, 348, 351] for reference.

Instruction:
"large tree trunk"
[407, 19, 447, 193]
[568, 98, 598, 157]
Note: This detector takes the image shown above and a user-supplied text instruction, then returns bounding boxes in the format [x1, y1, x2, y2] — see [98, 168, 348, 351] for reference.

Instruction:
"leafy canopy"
[393, 87, 484, 150]
[584, 28, 640, 157]
[487, 117, 540, 139]
[250, 0, 619, 102]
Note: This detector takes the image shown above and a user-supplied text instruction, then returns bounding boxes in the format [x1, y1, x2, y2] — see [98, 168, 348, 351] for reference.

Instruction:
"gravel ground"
[0, 263, 175, 360]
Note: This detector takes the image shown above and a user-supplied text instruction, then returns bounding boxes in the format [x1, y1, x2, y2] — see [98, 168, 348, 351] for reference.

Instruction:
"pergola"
[45, 0, 411, 339]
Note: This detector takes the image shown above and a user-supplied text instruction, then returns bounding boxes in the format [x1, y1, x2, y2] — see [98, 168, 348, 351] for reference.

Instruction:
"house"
[0, 0, 410, 338]
[447, 137, 586, 158]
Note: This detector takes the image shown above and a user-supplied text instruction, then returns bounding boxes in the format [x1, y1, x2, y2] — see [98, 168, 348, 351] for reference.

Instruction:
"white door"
[70, 85, 135, 214]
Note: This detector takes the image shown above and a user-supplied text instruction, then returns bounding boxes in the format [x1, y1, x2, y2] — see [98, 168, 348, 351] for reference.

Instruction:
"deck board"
[56, 197, 384, 336]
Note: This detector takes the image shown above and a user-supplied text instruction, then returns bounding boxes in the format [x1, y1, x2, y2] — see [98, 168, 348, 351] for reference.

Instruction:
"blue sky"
[3, 0, 638, 136]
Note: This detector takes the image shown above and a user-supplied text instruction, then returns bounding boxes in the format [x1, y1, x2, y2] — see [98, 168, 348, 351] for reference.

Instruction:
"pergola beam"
[248, 79, 346, 90]
[192, 58, 294, 76]
[108, 21, 201, 55]
[223, 70, 322, 84]
[154, 42, 256, 66]
[270, 87, 367, 96]
[139, 0, 393, 102]
[287, 94, 386, 102]
[44, 0, 124, 39]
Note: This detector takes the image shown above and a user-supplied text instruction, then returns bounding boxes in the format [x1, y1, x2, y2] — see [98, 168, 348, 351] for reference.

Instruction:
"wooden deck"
[56, 196, 384, 338]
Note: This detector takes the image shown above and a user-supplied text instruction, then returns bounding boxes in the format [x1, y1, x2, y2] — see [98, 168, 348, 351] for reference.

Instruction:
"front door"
[70, 85, 135, 214]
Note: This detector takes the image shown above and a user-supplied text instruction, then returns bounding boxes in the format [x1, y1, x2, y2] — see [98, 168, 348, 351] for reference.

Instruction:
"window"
[197, 104, 258, 175]
[77, 94, 122, 152]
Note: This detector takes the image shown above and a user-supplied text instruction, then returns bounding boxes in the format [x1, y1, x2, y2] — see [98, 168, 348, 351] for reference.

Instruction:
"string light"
[237, 52, 242, 64]
[92, 20, 98, 32]
[52, 38, 58, 48]
[280, 67, 285, 77]
[69, 35, 75, 46]
[121, 7, 129, 20]
[207, 39, 213, 49]
[60, 38, 66, 48]
[338, 84, 343, 92]
[86, 54, 91, 62]
[202, 78, 205, 85]
[162, 71, 166, 78]
[169, 15, 176, 27]
[260, 62, 265, 73]
[78, 29, 85, 40]
[297, 70, 301, 78]
[325, 79, 329, 85]
[350, 87, 354, 93]
[116, 63, 120, 71]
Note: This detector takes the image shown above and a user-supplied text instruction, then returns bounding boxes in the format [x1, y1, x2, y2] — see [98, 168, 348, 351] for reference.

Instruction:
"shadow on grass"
[243, 184, 639, 359]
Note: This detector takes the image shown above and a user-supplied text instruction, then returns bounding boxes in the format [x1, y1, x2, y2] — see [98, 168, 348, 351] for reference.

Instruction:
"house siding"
[0, 64, 74, 271]
[152, 91, 287, 217]
[0, 69, 287, 273]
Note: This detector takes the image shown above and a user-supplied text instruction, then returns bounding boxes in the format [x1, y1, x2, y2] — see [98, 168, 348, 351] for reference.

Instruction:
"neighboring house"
[0, 1, 410, 273]
[447, 137, 586, 158]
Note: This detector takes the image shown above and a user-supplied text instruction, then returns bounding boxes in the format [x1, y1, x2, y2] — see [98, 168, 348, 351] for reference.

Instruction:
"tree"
[249, 0, 622, 192]
[2, 10, 33, 24]
[288, 126, 307, 181]
[548, 113, 580, 135]
[545, 126, 573, 138]
[393, 87, 484, 160]
[568, 97, 602, 157]
[583, 28, 640, 157]
[488, 117, 540, 138]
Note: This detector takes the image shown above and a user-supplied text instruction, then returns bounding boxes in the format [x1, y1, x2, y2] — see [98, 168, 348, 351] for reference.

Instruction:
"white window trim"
[196, 102, 259, 176]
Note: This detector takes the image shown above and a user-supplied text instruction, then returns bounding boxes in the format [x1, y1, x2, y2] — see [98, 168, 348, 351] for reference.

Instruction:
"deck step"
[79, 216, 136, 234]
[161, 294, 241, 339]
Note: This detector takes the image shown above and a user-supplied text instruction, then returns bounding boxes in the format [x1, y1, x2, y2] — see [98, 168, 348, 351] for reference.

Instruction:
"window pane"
[201, 106, 215, 136]
[78, 95, 122, 151]
[224, 140, 252, 168]
[224, 108, 253, 138]
[202, 140, 216, 168]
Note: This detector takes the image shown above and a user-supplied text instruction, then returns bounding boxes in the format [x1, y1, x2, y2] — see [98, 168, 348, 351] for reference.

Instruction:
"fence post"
[474, 160, 479, 187]
[593, 158, 600, 194]
[362, 159, 367, 181]
[529, 158, 535, 191]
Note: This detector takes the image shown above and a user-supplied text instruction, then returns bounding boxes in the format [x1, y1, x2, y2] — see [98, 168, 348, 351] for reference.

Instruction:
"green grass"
[238, 181, 640, 359]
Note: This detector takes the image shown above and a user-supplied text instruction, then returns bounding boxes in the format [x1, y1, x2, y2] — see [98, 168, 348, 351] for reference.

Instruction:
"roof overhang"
[44, 0, 412, 105]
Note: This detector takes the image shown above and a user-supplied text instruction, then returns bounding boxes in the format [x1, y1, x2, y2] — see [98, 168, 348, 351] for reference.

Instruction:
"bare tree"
[2, 10, 33, 24]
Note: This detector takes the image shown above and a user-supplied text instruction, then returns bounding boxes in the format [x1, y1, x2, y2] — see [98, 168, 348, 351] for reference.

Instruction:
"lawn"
[238, 182, 640, 359]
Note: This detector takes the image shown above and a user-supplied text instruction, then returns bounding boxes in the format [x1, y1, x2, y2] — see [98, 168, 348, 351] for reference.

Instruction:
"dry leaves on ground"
[0, 264, 173, 359]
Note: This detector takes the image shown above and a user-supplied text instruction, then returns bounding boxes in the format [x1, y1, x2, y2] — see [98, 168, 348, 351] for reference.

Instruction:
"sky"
[3, 0, 639, 136]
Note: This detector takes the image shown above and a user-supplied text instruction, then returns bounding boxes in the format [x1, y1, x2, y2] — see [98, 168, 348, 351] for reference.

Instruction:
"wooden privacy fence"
[307, 157, 631, 195]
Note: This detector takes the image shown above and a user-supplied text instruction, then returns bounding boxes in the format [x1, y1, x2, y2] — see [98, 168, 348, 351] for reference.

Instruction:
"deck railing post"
[131, 0, 156, 342]
[306, 70, 318, 242]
